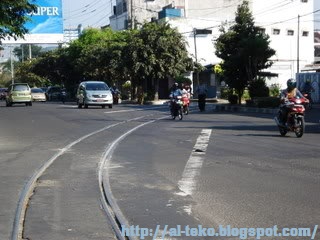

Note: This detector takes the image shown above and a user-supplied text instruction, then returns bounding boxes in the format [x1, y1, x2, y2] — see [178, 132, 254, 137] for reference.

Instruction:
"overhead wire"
[64, 0, 113, 27]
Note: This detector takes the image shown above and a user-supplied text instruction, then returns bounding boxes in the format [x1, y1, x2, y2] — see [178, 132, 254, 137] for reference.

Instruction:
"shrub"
[220, 87, 229, 99]
[269, 83, 281, 97]
[254, 97, 280, 108]
[248, 78, 269, 98]
[228, 94, 238, 104]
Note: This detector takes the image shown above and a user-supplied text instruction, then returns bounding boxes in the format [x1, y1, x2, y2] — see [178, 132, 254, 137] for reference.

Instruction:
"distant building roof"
[301, 63, 320, 72]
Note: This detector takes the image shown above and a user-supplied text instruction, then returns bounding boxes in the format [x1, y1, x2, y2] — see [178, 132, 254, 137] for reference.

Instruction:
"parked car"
[40, 87, 48, 93]
[0, 88, 8, 100]
[31, 88, 46, 102]
[46, 86, 62, 101]
[76, 81, 113, 108]
[6, 83, 32, 107]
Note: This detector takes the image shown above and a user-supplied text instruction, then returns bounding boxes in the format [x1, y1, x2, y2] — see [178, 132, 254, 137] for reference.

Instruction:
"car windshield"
[86, 83, 109, 91]
[13, 85, 29, 91]
[31, 88, 44, 93]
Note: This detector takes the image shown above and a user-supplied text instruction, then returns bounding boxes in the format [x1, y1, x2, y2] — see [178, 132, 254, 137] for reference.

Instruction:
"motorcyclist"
[169, 82, 183, 98]
[169, 83, 183, 114]
[111, 85, 121, 104]
[279, 78, 305, 125]
[302, 79, 314, 94]
[60, 88, 67, 104]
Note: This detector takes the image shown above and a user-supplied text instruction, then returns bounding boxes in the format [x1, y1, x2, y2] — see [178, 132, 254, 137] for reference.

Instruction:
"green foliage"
[123, 22, 193, 100]
[13, 23, 193, 101]
[0, 0, 37, 43]
[0, 72, 11, 87]
[220, 87, 229, 99]
[248, 78, 269, 98]
[175, 75, 192, 85]
[13, 45, 43, 62]
[269, 83, 281, 97]
[215, 1, 275, 104]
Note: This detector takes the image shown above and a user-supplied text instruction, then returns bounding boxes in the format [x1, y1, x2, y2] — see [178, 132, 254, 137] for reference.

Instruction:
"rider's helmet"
[306, 79, 311, 84]
[172, 82, 178, 90]
[287, 78, 296, 90]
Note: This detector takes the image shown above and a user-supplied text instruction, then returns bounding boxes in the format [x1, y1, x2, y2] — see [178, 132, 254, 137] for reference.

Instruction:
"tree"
[13, 44, 43, 62]
[215, 1, 275, 104]
[125, 22, 193, 102]
[0, 0, 37, 43]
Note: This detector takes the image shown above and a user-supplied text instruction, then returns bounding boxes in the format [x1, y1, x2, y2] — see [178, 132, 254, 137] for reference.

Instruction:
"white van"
[76, 81, 113, 108]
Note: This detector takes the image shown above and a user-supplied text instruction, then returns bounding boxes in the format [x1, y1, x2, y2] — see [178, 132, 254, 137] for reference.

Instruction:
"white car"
[76, 81, 113, 108]
[31, 88, 46, 102]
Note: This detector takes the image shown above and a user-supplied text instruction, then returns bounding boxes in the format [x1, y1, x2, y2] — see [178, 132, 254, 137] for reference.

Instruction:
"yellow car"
[6, 83, 32, 107]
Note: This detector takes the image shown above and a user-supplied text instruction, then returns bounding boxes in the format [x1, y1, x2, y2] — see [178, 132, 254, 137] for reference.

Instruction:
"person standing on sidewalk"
[196, 83, 208, 111]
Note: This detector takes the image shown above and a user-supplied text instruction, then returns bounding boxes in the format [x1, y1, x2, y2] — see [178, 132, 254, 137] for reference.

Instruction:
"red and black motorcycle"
[181, 93, 190, 115]
[274, 96, 309, 138]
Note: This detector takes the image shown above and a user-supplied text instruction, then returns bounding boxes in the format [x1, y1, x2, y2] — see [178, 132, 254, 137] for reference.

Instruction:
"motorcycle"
[169, 95, 183, 120]
[60, 90, 66, 104]
[181, 93, 190, 115]
[112, 89, 121, 104]
[302, 92, 313, 110]
[274, 96, 309, 138]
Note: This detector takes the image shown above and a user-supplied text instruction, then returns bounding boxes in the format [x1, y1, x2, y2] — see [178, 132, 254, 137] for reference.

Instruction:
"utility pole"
[9, 46, 14, 84]
[130, 0, 134, 29]
[297, 14, 300, 73]
[29, 44, 32, 61]
[193, 28, 199, 88]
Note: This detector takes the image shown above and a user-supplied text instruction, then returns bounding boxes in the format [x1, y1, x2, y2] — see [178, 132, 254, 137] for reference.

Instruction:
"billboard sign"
[3, 0, 63, 44]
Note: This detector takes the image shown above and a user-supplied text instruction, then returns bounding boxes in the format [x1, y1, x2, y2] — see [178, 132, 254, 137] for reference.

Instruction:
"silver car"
[76, 81, 113, 109]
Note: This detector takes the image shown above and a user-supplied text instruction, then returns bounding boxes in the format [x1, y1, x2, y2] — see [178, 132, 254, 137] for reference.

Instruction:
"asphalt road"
[0, 101, 319, 240]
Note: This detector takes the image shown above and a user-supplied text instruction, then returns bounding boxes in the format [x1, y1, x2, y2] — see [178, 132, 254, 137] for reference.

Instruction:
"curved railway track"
[11, 113, 167, 240]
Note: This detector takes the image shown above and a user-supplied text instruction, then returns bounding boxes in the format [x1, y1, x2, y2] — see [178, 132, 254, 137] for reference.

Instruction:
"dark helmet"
[287, 78, 296, 89]
[172, 82, 178, 90]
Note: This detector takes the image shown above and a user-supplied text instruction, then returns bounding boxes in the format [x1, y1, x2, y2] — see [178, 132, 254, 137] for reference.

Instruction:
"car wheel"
[102, 105, 106, 108]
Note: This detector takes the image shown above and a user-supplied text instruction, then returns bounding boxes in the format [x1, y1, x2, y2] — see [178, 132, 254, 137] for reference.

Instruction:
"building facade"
[110, 0, 315, 93]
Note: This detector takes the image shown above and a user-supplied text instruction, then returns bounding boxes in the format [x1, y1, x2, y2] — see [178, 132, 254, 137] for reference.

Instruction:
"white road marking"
[177, 129, 212, 197]
[104, 105, 167, 114]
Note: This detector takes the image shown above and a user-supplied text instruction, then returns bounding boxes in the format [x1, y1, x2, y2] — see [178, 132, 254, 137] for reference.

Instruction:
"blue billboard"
[4, 0, 63, 44]
[26, 0, 63, 34]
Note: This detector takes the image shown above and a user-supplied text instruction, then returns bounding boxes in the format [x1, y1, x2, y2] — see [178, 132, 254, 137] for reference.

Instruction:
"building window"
[272, 29, 280, 35]
[301, 0, 308, 2]
[123, 1, 127, 12]
[302, 31, 309, 37]
[287, 30, 294, 36]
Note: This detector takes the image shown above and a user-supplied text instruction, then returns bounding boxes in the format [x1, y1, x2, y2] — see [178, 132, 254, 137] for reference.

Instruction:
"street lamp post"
[9, 46, 14, 84]
[297, 14, 300, 74]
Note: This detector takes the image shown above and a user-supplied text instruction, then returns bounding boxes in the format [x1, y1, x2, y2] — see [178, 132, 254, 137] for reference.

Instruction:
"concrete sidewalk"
[142, 98, 320, 123]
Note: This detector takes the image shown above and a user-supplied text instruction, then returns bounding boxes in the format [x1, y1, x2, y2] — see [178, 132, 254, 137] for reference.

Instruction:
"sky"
[62, 0, 115, 28]
[62, 0, 320, 30]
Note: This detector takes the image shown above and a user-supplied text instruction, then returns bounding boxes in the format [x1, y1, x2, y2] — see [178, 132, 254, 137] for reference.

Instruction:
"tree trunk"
[137, 85, 144, 105]
[154, 78, 159, 101]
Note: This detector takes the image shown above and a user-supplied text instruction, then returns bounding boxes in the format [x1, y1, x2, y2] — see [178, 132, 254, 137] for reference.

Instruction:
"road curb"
[212, 104, 278, 114]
